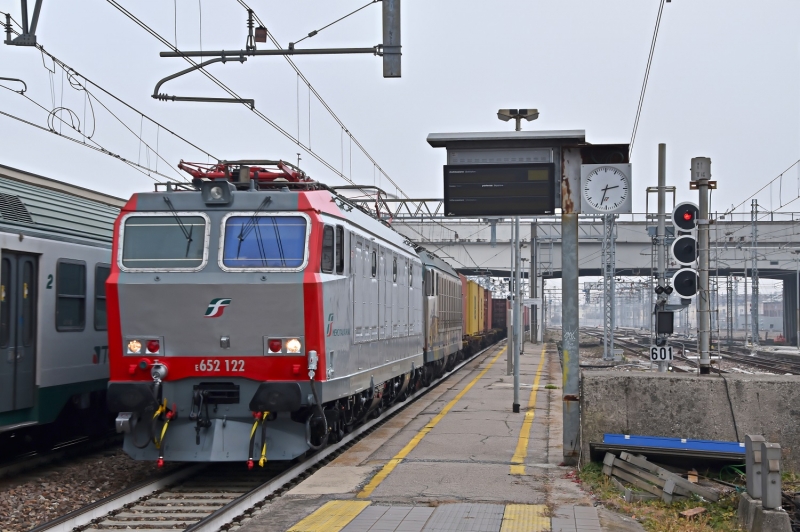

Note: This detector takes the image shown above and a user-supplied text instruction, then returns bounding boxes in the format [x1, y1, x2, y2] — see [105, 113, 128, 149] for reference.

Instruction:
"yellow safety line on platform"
[500, 504, 550, 531]
[287, 500, 371, 532]
[510, 345, 547, 475]
[357, 346, 507, 498]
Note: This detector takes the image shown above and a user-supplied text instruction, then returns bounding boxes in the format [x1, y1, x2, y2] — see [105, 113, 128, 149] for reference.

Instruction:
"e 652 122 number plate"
[195, 359, 245, 372]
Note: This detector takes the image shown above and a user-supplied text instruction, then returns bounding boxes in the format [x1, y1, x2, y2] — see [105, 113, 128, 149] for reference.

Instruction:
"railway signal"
[672, 201, 699, 232]
[671, 235, 698, 266]
[669, 202, 699, 297]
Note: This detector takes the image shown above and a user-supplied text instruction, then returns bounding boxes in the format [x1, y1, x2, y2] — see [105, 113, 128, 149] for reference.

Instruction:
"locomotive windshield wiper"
[163, 196, 194, 257]
[237, 196, 272, 264]
[270, 217, 287, 267]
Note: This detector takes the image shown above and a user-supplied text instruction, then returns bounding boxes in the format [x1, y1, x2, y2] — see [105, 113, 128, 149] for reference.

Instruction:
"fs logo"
[326, 313, 334, 337]
[205, 298, 232, 318]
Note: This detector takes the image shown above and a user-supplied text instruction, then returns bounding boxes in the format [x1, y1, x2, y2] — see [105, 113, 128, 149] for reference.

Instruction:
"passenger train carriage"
[0, 164, 122, 451]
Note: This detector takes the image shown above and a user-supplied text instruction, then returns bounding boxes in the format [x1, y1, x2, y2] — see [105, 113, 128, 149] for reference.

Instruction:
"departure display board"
[443, 163, 556, 217]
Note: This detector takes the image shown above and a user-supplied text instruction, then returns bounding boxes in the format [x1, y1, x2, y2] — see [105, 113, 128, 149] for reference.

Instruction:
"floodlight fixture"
[497, 108, 539, 131]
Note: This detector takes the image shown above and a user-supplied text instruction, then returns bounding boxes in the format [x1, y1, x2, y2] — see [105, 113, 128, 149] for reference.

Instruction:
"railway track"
[0, 432, 122, 481]
[582, 327, 800, 375]
[580, 329, 693, 372]
[31, 341, 505, 532]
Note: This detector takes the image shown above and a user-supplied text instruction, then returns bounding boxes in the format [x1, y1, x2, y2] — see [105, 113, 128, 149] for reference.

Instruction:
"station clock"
[580, 164, 633, 214]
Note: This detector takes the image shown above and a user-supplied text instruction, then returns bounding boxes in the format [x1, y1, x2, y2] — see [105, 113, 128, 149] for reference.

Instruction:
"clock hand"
[600, 184, 610, 205]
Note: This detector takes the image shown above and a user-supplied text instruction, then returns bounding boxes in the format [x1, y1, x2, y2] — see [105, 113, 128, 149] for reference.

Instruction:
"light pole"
[496, 108, 538, 413]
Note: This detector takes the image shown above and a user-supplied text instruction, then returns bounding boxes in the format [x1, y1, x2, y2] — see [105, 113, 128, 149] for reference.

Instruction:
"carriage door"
[0, 252, 37, 413]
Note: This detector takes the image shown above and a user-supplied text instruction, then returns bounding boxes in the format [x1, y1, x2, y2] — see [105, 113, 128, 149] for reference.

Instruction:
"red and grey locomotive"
[107, 160, 467, 466]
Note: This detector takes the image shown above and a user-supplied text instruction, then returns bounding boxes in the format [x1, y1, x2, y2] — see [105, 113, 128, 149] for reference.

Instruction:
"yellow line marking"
[500, 504, 550, 531]
[357, 346, 507, 498]
[287, 500, 371, 532]
[510, 345, 547, 475]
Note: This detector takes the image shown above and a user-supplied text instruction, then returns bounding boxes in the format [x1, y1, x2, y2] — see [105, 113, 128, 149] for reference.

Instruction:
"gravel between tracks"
[0, 447, 176, 532]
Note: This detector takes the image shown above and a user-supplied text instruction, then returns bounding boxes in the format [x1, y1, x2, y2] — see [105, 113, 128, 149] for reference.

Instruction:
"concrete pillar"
[561, 146, 581, 465]
[782, 275, 797, 346]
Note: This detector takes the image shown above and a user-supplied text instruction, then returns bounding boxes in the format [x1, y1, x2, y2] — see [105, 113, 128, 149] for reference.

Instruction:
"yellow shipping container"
[467, 281, 480, 335]
[477, 285, 485, 334]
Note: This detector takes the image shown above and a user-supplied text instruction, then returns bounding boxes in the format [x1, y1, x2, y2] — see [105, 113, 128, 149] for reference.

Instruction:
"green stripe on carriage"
[0, 378, 108, 428]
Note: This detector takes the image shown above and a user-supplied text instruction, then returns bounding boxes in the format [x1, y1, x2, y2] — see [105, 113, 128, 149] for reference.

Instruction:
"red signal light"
[268, 339, 283, 353]
[683, 212, 693, 221]
[146, 340, 160, 354]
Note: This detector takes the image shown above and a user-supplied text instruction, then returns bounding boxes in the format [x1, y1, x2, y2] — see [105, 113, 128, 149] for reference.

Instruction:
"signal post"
[691, 157, 714, 374]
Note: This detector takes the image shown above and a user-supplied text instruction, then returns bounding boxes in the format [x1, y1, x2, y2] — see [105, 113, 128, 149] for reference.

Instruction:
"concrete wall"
[581, 371, 800, 471]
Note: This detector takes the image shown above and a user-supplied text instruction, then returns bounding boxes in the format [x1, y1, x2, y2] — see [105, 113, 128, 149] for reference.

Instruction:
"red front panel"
[107, 191, 340, 385]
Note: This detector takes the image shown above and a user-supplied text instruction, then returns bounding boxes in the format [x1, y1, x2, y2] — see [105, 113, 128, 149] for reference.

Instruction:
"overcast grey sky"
[1, 1, 798, 214]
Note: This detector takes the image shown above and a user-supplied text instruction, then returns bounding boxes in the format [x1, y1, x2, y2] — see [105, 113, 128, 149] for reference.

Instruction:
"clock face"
[583, 166, 629, 212]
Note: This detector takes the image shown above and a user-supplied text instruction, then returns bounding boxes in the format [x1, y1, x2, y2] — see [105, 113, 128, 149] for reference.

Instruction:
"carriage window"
[371, 250, 377, 277]
[409, 264, 413, 286]
[57, 260, 86, 331]
[122, 214, 207, 270]
[95, 264, 111, 331]
[222, 215, 307, 269]
[321, 225, 334, 273]
[392, 258, 397, 282]
[335, 226, 345, 274]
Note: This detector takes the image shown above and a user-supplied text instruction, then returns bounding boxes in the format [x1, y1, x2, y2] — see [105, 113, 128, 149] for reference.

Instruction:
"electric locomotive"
[107, 160, 466, 465]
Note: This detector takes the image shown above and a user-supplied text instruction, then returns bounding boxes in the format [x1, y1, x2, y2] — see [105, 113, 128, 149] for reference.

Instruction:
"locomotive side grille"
[194, 382, 240, 404]
[0, 193, 34, 224]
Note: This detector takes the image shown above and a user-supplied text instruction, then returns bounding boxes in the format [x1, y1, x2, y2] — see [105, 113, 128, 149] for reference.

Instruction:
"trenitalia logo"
[205, 298, 232, 318]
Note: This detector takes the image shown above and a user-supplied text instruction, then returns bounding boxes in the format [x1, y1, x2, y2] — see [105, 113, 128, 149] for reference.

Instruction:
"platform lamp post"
[497, 108, 538, 414]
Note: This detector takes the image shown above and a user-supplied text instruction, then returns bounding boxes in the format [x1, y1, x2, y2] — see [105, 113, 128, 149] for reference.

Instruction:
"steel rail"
[186, 341, 502, 531]
[31, 340, 504, 532]
[29, 464, 205, 532]
[0, 433, 122, 480]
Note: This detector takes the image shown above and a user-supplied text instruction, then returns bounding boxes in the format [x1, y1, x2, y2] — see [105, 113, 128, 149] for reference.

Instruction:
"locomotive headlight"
[285, 338, 302, 353]
[209, 185, 224, 200]
[127, 340, 143, 354]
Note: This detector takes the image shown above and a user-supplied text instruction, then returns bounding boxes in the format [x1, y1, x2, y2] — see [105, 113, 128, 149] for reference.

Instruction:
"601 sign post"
[650, 345, 673, 362]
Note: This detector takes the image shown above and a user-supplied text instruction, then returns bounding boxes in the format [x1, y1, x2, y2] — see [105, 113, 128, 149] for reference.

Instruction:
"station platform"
[239, 341, 640, 532]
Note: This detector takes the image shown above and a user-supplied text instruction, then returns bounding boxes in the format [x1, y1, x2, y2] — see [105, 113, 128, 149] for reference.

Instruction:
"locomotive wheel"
[436, 359, 446, 378]
[422, 368, 432, 387]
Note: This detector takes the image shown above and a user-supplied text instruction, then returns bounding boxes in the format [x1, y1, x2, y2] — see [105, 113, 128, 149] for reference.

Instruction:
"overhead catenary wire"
[106, 0, 365, 190]
[291, 0, 378, 47]
[235, 0, 411, 199]
[629, 0, 666, 159]
[0, 108, 179, 182]
[1, 24, 189, 181]
[723, 158, 800, 216]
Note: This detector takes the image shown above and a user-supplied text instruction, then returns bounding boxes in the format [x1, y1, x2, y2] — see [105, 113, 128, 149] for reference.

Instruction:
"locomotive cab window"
[221, 213, 309, 270]
[56, 260, 86, 331]
[94, 264, 111, 331]
[121, 213, 208, 271]
[335, 225, 345, 274]
[321, 225, 334, 273]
